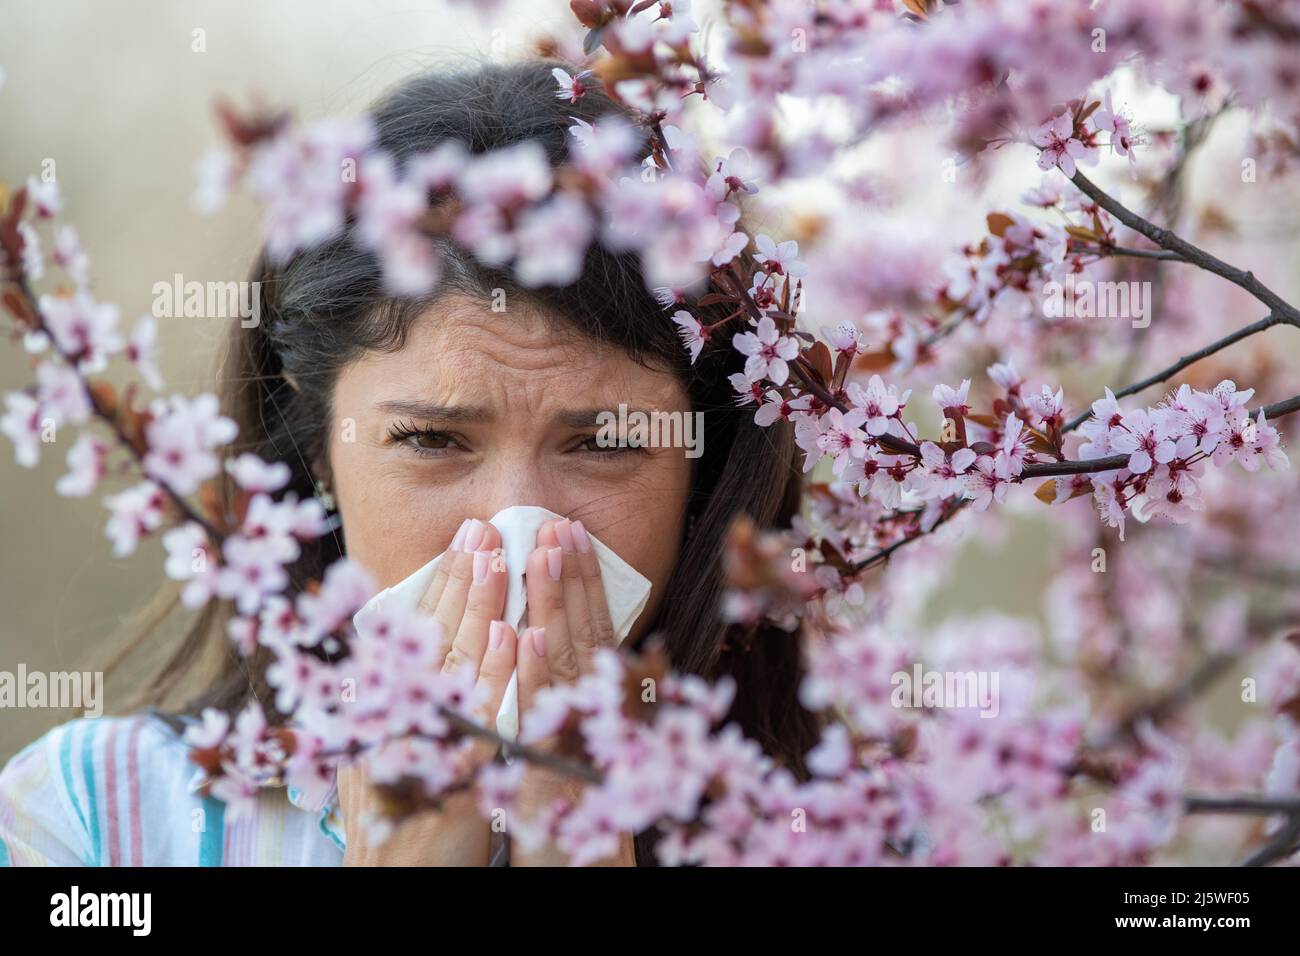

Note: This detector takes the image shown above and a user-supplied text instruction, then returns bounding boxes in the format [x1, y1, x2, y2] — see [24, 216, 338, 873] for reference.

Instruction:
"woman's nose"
[467, 460, 563, 520]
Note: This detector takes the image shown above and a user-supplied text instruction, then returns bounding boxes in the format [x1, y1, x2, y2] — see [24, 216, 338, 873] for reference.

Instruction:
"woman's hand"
[338, 518, 518, 866]
[511, 517, 638, 867]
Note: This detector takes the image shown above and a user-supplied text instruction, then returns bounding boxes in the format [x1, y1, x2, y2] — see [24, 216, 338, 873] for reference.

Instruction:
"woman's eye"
[411, 431, 454, 450]
[389, 425, 461, 455]
[572, 435, 639, 456]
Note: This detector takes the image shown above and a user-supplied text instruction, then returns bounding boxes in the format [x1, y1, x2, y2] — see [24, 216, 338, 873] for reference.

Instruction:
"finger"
[462, 619, 517, 765]
[428, 519, 500, 669]
[569, 519, 616, 652]
[515, 626, 551, 744]
[552, 519, 602, 670]
[526, 544, 580, 683]
[416, 517, 470, 617]
[441, 540, 508, 678]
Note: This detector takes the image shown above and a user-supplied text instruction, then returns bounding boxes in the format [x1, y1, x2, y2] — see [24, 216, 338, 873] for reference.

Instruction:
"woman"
[0, 59, 819, 866]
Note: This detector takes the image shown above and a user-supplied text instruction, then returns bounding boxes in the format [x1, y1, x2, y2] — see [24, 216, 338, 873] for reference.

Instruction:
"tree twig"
[1063, 313, 1297, 432]
[1070, 168, 1300, 328]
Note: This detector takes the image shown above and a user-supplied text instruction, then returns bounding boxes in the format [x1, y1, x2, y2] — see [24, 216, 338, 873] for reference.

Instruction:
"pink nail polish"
[450, 519, 469, 551]
[473, 550, 490, 584]
[546, 547, 563, 580]
[571, 520, 592, 554]
[489, 620, 505, 650]
[531, 627, 547, 657]
[555, 520, 575, 552]
[465, 519, 486, 552]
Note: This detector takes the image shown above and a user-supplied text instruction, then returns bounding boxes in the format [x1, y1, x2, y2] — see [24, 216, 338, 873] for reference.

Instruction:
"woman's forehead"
[337, 293, 688, 415]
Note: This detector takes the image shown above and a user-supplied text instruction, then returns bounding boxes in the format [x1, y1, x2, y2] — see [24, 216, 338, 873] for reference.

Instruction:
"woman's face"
[326, 293, 693, 639]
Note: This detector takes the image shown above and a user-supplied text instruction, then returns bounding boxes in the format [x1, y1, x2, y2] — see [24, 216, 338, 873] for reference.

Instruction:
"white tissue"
[352, 505, 652, 744]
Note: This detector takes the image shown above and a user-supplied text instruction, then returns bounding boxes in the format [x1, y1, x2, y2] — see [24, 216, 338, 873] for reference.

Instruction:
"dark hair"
[143, 58, 820, 865]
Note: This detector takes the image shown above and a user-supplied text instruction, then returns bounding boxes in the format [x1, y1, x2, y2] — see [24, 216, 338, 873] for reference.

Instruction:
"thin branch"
[1184, 794, 1300, 866]
[1070, 168, 1300, 328]
[1185, 795, 1300, 815]
[1102, 245, 1187, 262]
[441, 708, 603, 784]
[13, 277, 225, 542]
[1063, 313, 1296, 432]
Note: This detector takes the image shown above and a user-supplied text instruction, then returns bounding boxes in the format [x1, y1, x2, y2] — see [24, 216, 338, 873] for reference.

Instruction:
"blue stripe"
[56, 725, 90, 858]
[0, 835, 11, 866]
[199, 796, 226, 866]
[80, 724, 102, 865]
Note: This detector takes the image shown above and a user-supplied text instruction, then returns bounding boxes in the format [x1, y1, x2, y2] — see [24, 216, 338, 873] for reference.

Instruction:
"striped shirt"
[0, 712, 345, 866]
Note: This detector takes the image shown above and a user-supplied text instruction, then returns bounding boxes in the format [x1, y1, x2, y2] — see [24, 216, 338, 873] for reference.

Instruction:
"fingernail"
[546, 547, 563, 580]
[571, 519, 592, 553]
[465, 519, 486, 552]
[450, 518, 469, 551]
[555, 520, 575, 552]
[473, 550, 490, 585]
[531, 627, 547, 657]
[489, 619, 505, 650]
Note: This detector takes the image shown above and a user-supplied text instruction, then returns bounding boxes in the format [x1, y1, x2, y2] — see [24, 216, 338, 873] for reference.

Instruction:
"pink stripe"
[103, 723, 121, 866]
[127, 719, 144, 866]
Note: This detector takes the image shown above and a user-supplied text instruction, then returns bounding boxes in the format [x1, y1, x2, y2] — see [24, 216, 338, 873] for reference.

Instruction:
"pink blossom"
[1093, 90, 1138, 175]
[846, 374, 903, 437]
[824, 320, 861, 356]
[1110, 408, 1177, 475]
[997, 413, 1031, 477]
[1, 392, 42, 468]
[932, 379, 971, 416]
[568, 116, 642, 178]
[143, 394, 238, 495]
[514, 194, 594, 287]
[51, 225, 90, 287]
[965, 455, 1010, 511]
[226, 453, 291, 493]
[127, 316, 165, 391]
[247, 116, 375, 263]
[913, 441, 977, 500]
[1031, 111, 1094, 178]
[672, 310, 707, 363]
[1025, 385, 1066, 432]
[218, 533, 293, 616]
[987, 359, 1024, 395]
[103, 481, 167, 556]
[163, 521, 219, 609]
[39, 291, 124, 373]
[34, 361, 90, 426]
[816, 407, 870, 475]
[552, 67, 591, 103]
[706, 148, 760, 199]
[55, 433, 107, 498]
[753, 233, 807, 278]
[26, 176, 60, 217]
[732, 316, 799, 385]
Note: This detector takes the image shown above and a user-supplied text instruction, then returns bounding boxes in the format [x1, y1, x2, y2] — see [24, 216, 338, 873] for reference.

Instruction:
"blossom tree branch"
[1070, 168, 1300, 329]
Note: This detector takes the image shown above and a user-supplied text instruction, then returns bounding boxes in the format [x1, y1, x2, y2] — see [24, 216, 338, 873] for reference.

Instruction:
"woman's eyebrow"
[554, 408, 654, 428]
[375, 400, 490, 423]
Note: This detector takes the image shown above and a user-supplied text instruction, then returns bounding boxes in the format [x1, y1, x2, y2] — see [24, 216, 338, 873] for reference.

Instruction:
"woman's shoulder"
[0, 711, 343, 866]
